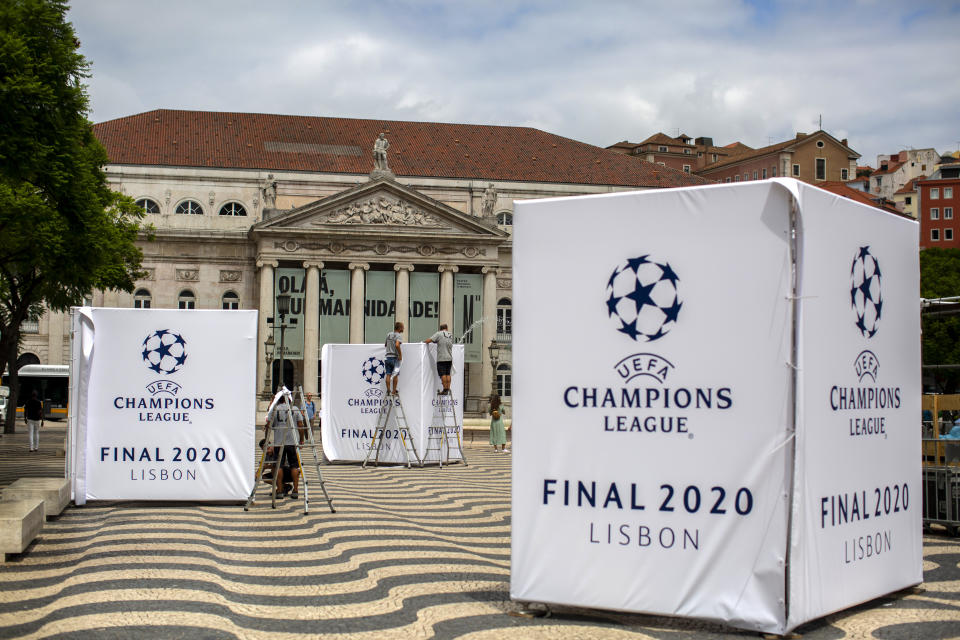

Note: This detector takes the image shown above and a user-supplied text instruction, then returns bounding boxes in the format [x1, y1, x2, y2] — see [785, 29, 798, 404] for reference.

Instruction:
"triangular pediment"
[254, 178, 506, 238]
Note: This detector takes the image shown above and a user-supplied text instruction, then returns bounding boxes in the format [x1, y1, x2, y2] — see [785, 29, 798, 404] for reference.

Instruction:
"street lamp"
[275, 292, 293, 390]
[488, 339, 500, 397]
[263, 335, 275, 394]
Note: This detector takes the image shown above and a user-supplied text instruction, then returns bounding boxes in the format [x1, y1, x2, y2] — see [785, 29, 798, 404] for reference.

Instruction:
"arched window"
[136, 198, 160, 214]
[497, 212, 513, 230]
[219, 202, 247, 217]
[134, 288, 152, 309]
[178, 289, 196, 309]
[496, 297, 512, 340]
[175, 200, 204, 215]
[222, 291, 240, 310]
[16, 353, 40, 370]
[496, 363, 512, 398]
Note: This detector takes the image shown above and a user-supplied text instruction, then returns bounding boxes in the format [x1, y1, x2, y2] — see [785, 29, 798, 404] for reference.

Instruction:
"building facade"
[695, 131, 859, 185]
[919, 163, 960, 249]
[19, 109, 705, 415]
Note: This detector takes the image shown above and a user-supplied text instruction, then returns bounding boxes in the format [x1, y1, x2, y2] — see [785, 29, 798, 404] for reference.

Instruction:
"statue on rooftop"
[373, 133, 390, 171]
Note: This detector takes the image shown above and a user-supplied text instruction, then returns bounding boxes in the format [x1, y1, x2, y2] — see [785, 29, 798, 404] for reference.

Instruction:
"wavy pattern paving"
[0, 425, 958, 639]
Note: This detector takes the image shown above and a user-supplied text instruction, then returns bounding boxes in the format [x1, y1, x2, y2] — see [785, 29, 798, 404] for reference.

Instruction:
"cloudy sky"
[68, 0, 959, 166]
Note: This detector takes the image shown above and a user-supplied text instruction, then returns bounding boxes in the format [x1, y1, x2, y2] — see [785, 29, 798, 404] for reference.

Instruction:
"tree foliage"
[0, 0, 147, 431]
[920, 248, 960, 392]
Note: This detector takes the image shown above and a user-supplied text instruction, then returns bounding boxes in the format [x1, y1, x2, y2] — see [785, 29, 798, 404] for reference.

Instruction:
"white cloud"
[67, 0, 960, 164]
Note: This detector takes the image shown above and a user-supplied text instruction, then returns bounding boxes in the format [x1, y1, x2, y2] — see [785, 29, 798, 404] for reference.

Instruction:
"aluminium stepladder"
[423, 391, 467, 468]
[244, 386, 335, 514]
[363, 393, 421, 468]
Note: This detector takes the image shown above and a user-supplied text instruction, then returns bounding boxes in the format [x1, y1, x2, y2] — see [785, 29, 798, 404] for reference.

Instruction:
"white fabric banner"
[70, 308, 257, 502]
[787, 180, 922, 628]
[510, 179, 921, 635]
[512, 182, 795, 632]
[321, 343, 464, 463]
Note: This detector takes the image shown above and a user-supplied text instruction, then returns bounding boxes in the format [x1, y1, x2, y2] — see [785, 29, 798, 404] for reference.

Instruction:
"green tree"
[920, 248, 960, 393]
[0, 0, 147, 432]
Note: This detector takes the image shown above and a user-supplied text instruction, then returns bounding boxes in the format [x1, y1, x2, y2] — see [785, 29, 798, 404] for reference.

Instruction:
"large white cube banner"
[511, 179, 920, 635]
[321, 343, 464, 463]
[69, 308, 258, 503]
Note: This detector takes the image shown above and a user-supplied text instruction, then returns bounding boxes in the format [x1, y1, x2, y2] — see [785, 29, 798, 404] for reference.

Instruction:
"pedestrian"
[384, 321, 403, 396]
[25, 390, 43, 452]
[265, 399, 303, 499]
[424, 323, 454, 394]
[489, 393, 501, 417]
[304, 393, 316, 423]
[490, 409, 508, 453]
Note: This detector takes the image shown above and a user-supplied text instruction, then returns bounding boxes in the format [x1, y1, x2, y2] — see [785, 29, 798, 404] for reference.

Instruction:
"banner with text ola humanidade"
[512, 182, 794, 633]
[70, 308, 257, 502]
[787, 180, 921, 629]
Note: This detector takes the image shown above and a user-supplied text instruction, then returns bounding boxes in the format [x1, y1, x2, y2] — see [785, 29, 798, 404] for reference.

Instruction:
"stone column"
[256, 259, 278, 395]
[349, 262, 369, 344]
[394, 263, 414, 330]
[481, 267, 498, 399]
[438, 265, 458, 330]
[303, 261, 323, 396]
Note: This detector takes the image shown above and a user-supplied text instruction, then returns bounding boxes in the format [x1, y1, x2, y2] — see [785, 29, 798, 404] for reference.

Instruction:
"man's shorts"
[278, 445, 299, 469]
[436, 360, 452, 376]
[384, 356, 400, 375]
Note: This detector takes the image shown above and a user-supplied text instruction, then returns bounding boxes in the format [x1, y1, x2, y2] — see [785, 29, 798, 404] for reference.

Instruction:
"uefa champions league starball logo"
[361, 356, 386, 385]
[141, 329, 188, 375]
[850, 246, 883, 338]
[605, 255, 682, 342]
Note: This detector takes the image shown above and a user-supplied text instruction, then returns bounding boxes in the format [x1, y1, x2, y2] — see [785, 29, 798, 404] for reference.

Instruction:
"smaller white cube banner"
[68, 308, 258, 503]
[511, 179, 920, 635]
[320, 343, 464, 463]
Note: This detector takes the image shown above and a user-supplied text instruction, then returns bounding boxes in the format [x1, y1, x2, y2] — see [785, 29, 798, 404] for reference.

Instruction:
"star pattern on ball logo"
[361, 356, 386, 385]
[605, 255, 682, 342]
[141, 329, 188, 375]
[850, 246, 883, 339]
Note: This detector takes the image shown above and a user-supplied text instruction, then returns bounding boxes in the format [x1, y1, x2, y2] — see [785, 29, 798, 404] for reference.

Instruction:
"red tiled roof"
[93, 110, 708, 188]
[818, 181, 905, 215]
[638, 132, 683, 147]
[872, 161, 904, 176]
[894, 177, 921, 195]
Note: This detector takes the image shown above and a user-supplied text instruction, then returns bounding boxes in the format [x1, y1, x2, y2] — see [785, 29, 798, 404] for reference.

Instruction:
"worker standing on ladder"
[424, 323, 454, 395]
[384, 321, 404, 396]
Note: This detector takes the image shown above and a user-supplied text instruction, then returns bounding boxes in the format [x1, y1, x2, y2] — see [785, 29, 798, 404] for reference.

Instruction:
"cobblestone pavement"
[0, 422, 958, 639]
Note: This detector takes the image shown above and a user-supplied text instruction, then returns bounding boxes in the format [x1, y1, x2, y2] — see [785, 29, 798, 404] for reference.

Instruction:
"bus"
[16, 364, 69, 421]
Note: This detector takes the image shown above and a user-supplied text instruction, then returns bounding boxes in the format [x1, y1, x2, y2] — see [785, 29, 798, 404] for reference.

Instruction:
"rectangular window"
[931, 208, 940, 220]
[762, 168, 767, 179]
[815, 158, 826, 180]
[712, 154, 718, 162]
[725, 177, 731, 183]
[931, 188, 940, 199]
[932, 229, 940, 241]
[905, 196, 912, 205]
[946, 207, 954, 219]
[772, 166, 777, 177]
[946, 187, 954, 199]
[841, 168, 849, 180]
[753, 170, 758, 180]
[658, 146, 667, 152]
[743, 173, 748, 181]
[947, 229, 954, 241]
[793, 164, 800, 177]
[734, 175, 741, 182]
[683, 148, 691, 155]
[697, 151, 703, 157]
[682, 165, 690, 173]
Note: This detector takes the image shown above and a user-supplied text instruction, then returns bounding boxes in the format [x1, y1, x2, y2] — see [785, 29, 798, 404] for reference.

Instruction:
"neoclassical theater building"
[22, 109, 704, 415]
